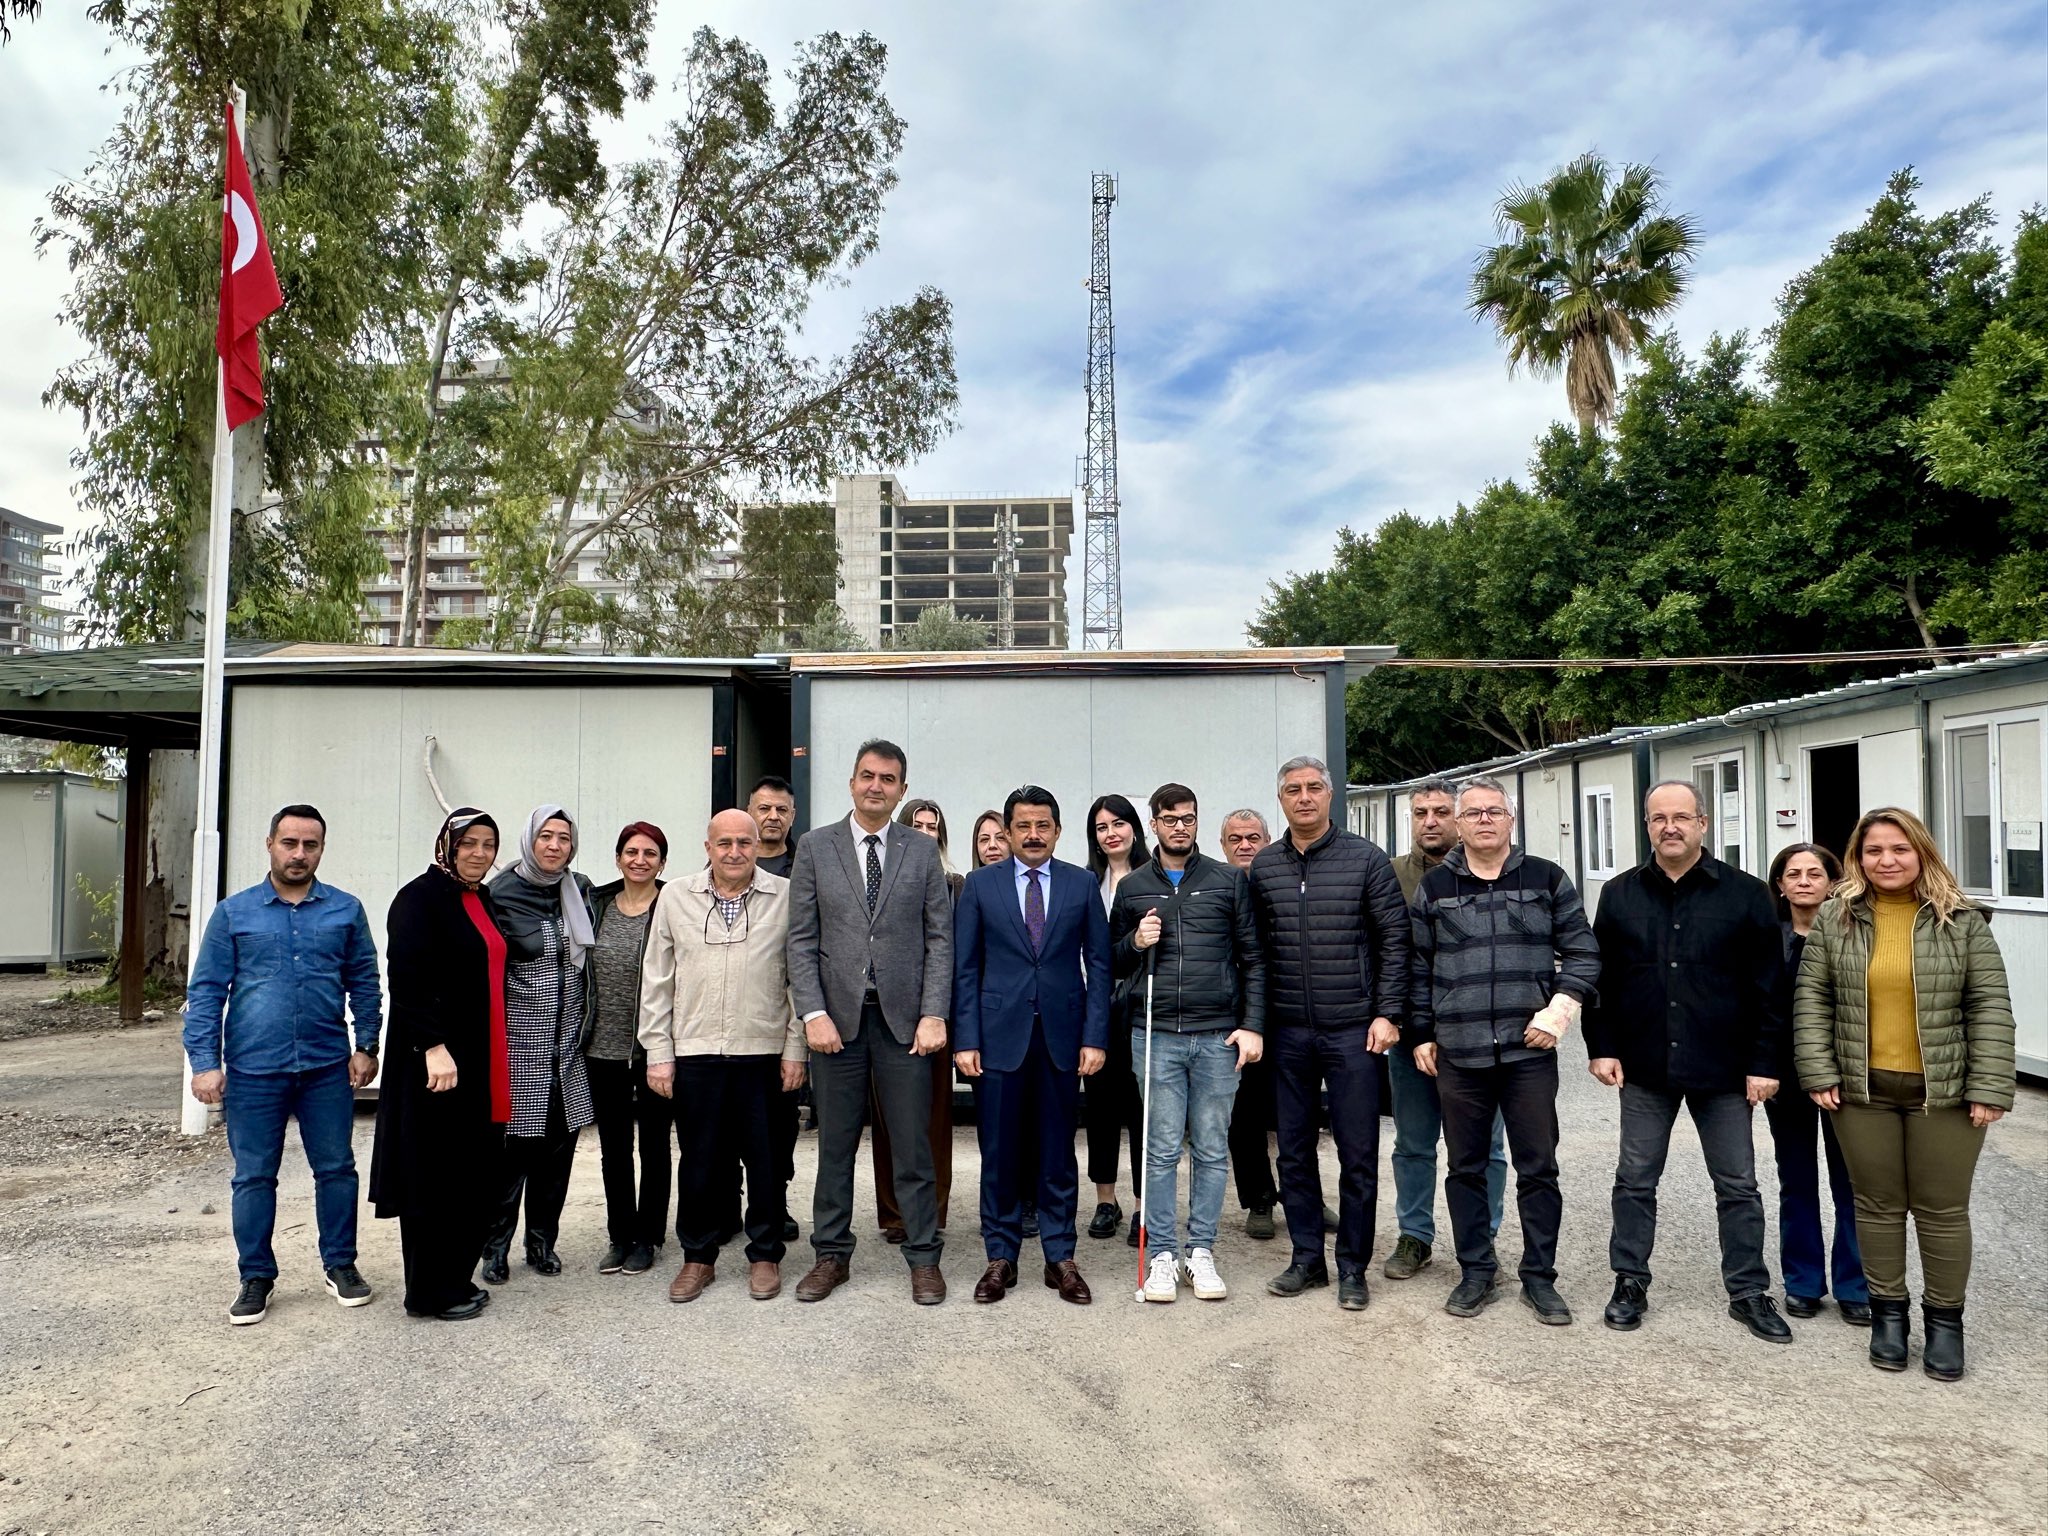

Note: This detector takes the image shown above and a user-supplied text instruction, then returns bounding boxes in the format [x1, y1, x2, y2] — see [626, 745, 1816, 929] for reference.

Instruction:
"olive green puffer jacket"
[1792, 896, 2016, 1111]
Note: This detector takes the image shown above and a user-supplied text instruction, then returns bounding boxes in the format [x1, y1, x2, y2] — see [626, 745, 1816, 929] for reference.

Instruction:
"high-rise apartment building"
[0, 508, 66, 654]
[834, 474, 1074, 649]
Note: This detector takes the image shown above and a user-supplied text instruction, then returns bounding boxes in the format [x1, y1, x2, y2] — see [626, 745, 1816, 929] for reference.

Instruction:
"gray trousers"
[809, 997, 942, 1267]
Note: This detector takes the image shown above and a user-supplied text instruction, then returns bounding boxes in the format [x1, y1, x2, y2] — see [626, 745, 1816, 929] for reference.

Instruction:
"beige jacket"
[637, 867, 803, 1063]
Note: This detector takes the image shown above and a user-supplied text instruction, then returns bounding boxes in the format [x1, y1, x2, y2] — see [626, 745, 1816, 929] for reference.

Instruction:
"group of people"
[183, 742, 2017, 1383]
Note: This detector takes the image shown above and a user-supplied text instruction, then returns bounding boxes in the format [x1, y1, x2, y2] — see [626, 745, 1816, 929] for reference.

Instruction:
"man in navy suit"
[953, 786, 1111, 1305]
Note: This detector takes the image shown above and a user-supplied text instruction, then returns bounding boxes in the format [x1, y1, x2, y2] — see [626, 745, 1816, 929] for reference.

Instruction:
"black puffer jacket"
[1249, 824, 1411, 1031]
[1109, 850, 1266, 1035]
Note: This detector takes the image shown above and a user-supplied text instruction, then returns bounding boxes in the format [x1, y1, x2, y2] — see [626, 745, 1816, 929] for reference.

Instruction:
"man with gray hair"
[1406, 775, 1600, 1324]
[1385, 777, 1507, 1282]
[1247, 755, 1411, 1311]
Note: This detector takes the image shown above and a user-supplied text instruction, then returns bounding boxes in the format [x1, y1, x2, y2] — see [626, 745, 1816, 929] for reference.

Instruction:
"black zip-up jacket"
[1405, 847, 1601, 1065]
[1248, 824, 1410, 1032]
[1108, 850, 1265, 1035]
[1581, 854, 1784, 1094]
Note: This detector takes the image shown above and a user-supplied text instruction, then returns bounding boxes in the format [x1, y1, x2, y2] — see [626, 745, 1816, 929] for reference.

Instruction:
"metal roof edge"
[778, 646, 1396, 677]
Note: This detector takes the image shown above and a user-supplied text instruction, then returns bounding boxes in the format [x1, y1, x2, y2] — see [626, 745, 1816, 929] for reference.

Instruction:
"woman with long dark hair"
[483, 805, 599, 1282]
[1794, 808, 2016, 1380]
[370, 809, 510, 1320]
[1083, 794, 1150, 1245]
[1762, 842, 1866, 1326]
[586, 821, 669, 1277]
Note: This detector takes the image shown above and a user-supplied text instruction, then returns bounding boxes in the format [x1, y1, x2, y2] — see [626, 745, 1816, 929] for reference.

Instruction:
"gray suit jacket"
[786, 817, 953, 1045]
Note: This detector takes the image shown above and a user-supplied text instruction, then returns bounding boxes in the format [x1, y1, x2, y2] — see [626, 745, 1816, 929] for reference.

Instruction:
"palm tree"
[1469, 153, 1700, 431]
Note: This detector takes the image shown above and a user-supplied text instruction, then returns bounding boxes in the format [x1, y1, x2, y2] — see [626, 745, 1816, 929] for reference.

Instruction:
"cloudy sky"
[2, 1, 2044, 646]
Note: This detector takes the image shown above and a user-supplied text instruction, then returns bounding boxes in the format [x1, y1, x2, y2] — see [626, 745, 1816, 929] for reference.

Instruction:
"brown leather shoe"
[973, 1259, 1019, 1303]
[794, 1255, 850, 1303]
[748, 1260, 781, 1300]
[910, 1264, 947, 1305]
[882, 1225, 908, 1245]
[1044, 1259, 1092, 1305]
[668, 1261, 714, 1303]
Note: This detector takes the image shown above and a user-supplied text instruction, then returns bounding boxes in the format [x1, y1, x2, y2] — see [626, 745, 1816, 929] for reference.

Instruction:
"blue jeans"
[1764, 1090, 1868, 1303]
[1135, 1028, 1240, 1256]
[1388, 1046, 1506, 1244]
[223, 1061, 359, 1280]
[1610, 1083, 1771, 1301]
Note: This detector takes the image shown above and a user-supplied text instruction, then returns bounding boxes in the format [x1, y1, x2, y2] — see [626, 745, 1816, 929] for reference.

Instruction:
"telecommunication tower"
[1080, 172, 1122, 650]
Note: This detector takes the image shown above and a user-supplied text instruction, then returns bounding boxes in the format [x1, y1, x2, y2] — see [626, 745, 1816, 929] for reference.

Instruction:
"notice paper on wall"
[2008, 821, 2042, 853]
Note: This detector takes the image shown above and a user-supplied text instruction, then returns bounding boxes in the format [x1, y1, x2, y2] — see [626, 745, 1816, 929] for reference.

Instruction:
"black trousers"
[810, 997, 942, 1266]
[486, 1083, 578, 1255]
[1438, 1052, 1562, 1284]
[724, 1085, 799, 1232]
[1083, 1012, 1142, 1189]
[1230, 1054, 1280, 1209]
[1273, 1022, 1381, 1274]
[676, 1055, 787, 1265]
[588, 1056, 673, 1250]
[401, 1204, 489, 1314]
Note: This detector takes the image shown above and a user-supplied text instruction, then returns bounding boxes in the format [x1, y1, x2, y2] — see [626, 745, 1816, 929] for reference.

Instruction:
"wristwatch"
[355, 1042, 379, 1059]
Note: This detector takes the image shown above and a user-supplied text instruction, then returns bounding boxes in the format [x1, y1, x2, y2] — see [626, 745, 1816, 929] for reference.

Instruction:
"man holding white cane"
[1109, 785, 1265, 1302]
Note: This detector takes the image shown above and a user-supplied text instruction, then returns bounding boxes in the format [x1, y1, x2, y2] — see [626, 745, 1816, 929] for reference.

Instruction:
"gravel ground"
[0, 999, 2042, 1536]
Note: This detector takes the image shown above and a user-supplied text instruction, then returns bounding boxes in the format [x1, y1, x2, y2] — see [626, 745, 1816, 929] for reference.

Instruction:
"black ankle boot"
[1868, 1296, 1910, 1371]
[1921, 1304, 1965, 1382]
[480, 1239, 511, 1286]
[525, 1233, 563, 1276]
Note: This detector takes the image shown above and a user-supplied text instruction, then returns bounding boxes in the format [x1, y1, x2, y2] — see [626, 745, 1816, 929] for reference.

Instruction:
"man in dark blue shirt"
[184, 804, 383, 1325]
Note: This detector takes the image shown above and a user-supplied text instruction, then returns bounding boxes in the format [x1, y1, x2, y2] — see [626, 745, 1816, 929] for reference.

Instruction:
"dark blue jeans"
[1609, 1083, 1771, 1301]
[1763, 1090, 1868, 1303]
[1272, 1022, 1381, 1275]
[223, 1061, 359, 1280]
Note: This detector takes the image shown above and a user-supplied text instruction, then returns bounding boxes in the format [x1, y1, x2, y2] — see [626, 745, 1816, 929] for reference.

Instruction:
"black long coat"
[369, 868, 507, 1219]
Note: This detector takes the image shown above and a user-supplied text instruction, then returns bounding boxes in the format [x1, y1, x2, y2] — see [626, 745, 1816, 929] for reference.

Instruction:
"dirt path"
[1, 1016, 2043, 1535]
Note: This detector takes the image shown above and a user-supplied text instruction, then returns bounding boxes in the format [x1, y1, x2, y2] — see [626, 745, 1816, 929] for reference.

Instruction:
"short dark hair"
[747, 775, 794, 802]
[615, 820, 669, 858]
[854, 739, 908, 778]
[1149, 783, 1197, 817]
[269, 804, 326, 838]
[1005, 784, 1061, 829]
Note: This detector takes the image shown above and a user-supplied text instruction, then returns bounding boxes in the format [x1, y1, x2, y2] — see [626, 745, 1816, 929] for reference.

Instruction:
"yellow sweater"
[1867, 892, 1923, 1075]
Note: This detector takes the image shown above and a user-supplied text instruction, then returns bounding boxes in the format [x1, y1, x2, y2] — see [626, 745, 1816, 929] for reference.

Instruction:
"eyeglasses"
[1154, 813, 1197, 829]
[703, 892, 751, 946]
[1646, 814, 1701, 829]
[1457, 807, 1511, 823]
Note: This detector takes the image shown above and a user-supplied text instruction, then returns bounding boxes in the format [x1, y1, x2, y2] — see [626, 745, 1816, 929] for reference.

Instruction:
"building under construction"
[831, 473, 1075, 649]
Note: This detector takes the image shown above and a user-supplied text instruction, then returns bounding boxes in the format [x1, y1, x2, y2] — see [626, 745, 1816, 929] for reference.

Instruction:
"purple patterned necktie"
[1024, 867, 1045, 954]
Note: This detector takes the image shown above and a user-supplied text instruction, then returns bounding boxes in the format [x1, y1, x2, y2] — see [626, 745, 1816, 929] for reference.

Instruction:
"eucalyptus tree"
[1469, 153, 1700, 432]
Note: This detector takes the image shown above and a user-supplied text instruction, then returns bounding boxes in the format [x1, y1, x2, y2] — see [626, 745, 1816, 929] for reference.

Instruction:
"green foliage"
[891, 602, 988, 652]
[795, 601, 865, 653]
[1470, 153, 1700, 431]
[42, 0, 469, 644]
[1262, 173, 2046, 784]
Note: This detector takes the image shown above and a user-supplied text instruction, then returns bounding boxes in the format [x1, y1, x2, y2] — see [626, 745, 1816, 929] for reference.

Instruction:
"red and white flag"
[216, 98, 283, 431]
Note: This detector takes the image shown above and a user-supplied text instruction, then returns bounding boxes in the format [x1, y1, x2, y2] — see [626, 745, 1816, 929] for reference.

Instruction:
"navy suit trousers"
[977, 1015, 1082, 1263]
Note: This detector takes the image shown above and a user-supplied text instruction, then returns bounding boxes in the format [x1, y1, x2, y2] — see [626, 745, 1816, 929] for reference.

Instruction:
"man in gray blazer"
[786, 738, 954, 1305]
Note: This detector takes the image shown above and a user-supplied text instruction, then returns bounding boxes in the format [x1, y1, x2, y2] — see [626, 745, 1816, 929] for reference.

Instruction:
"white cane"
[1133, 942, 1158, 1303]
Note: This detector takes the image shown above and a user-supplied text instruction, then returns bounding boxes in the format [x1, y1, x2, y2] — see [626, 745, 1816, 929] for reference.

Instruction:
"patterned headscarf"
[517, 803, 596, 967]
[433, 808, 500, 890]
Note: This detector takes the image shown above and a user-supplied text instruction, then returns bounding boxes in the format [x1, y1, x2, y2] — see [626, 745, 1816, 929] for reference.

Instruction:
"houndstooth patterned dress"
[503, 914, 594, 1139]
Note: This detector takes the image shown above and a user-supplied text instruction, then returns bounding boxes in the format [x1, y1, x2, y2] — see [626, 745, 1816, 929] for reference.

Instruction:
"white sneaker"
[1187, 1247, 1228, 1301]
[1142, 1250, 1181, 1303]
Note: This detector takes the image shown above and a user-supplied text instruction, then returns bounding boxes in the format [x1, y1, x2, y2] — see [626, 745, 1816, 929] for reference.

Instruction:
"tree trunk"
[1903, 571, 1938, 652]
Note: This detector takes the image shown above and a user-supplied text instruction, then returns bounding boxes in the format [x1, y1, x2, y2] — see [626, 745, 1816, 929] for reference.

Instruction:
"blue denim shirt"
[182, 878, 383, 1075]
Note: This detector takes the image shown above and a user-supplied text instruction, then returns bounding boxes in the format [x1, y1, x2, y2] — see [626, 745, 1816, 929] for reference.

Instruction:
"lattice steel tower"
[1080, 172, 1122, 650]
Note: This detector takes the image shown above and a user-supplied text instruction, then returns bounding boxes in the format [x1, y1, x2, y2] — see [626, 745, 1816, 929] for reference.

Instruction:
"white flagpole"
[182, 83, 246, 1136]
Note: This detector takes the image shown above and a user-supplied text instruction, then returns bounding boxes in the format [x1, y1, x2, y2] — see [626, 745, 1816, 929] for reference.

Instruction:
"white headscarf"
[516, 804, 595, 968]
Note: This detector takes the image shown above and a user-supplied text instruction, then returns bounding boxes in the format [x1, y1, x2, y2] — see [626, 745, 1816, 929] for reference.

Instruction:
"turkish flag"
[216, 99, 283, 431]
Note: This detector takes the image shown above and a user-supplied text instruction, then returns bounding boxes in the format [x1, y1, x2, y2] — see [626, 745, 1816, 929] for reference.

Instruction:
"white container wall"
[0, 772, 123, 964]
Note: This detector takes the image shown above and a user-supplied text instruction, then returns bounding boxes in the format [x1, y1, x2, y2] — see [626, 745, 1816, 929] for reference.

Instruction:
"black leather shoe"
[1729, 1294, 1794, 1343]
[1922, 1304, 1965, 1381]
[1020, 1202, 1039, 1239]
[1838, 1300, 1872, 1327]
[1266, 1261, 1330, 1297]
[1337, 1271, 1370, 1311]
[1126, 1208, 1142, 1248]
[435, 1295, 487, 1321]
[1868, 1296, 1910, 1370]
[480, 1243, 511, 1286]
[1785, 1293, 1822, 1319]
[1087, 1201, 1123, 1239]
[525, 1237, 563, 1276]
[1521, 1279, 1573, 1326]
[621, 1243, 655, 1275]
[1603, 1276, 1648, 1331]
[782, 1215, 800, 1243]
[1444, 1274, 1502, 1318]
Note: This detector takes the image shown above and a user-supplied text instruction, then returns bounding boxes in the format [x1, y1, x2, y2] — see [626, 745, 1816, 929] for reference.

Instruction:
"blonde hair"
[1835, 806, 1971, 927]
